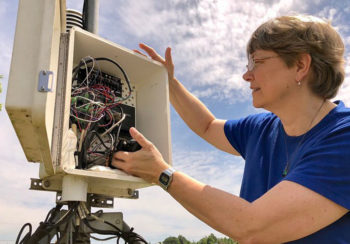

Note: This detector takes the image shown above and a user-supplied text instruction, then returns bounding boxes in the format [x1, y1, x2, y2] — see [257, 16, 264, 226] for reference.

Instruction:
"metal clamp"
[38, 70, 54, 92]
[30, 178, 44, 190]
[88, 194, 114, 208]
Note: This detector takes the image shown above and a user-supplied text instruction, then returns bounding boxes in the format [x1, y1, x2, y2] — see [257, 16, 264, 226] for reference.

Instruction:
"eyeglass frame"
[246, 55, 280, 71]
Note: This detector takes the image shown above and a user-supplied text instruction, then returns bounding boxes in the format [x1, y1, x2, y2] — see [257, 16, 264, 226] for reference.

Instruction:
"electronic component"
[70, 56, 139, 169]
[76, 67, 122, 97]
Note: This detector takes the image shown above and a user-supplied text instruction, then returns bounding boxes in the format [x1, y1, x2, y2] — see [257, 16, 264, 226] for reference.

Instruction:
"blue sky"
[0, 0, 350, 243]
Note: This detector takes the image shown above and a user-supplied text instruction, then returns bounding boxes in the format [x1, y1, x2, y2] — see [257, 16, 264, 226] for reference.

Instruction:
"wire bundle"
[15, 202, 148, 244]
[70, 56, 132, 169]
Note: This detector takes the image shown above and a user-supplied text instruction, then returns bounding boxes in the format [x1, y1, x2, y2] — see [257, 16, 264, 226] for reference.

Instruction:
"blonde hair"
[247, 15, 345, 99]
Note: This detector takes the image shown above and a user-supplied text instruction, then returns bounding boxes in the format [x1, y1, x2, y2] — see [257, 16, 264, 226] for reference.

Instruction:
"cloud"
[335, 53, 350, 106]
[99, 0, 350, 105]
[99, 0, 305, 104]
[0, 112, 56, 240]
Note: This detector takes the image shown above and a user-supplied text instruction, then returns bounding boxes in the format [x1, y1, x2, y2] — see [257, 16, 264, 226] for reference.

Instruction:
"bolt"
[42, 71, 47, 75]
[128, 188, 133, 195]
[43, 180, 50, 188]
[40, 86, 45, 91]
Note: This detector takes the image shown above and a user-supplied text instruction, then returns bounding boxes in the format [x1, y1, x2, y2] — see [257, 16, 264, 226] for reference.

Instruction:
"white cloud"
[99, 0, 303, 104]
[335, 53, 350, 106]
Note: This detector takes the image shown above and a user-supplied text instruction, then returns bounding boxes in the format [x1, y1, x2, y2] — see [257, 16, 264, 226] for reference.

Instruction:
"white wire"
[70, 113, 104, 123]
[101, 114, 126, 137]
[76, 56, 95, 88]
[73, 96, 105, 108]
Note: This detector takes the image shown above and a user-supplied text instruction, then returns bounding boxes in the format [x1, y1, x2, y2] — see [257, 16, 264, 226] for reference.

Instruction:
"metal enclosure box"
[6, 0, 172, 198]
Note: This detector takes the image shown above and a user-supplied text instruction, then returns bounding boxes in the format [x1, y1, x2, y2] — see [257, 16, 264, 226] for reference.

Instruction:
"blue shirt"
[224, 101, 350, 243]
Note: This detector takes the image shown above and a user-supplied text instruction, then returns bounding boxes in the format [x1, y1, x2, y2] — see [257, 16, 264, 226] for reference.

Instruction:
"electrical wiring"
[90, 234, 118, 241]
[102, 113, 126, 137]
[16, 201, 148, 243]
[71, 56, 134, 169]
[15, 223, 32, 244]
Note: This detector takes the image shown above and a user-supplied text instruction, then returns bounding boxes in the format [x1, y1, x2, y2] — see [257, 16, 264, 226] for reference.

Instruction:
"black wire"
[56, 215, 73, 244]
[72, 57, 132, 96]
[90, 234, 118, 241]
[73, 57, 131, 169]
[15, 223, 32, 244]
[47, 202, 79, 228]
[104, 220, 147, 244]
[83, 218, 120, 236]
[94, 57, 132, 96]
[16, 203, 148, 244]
[114, 105, 124, 150]
[83, 217, 147, 244]
[45, 203, 63, 223]
[92, 131, 111, 150]
[22, 202, 79, 244]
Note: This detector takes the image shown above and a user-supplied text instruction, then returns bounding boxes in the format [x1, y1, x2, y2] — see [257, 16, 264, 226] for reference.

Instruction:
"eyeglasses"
[246, 55, 280, 71]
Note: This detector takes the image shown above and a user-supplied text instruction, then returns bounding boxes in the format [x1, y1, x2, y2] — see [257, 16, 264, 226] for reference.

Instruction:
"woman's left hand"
[111, 127, 170, 183]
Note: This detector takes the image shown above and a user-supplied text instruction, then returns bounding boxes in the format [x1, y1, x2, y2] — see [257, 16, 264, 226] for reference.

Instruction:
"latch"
[38, 70, 54, 92]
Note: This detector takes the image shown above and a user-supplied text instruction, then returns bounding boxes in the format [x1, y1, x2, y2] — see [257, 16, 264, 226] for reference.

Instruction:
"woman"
[112, 16, 350, 243]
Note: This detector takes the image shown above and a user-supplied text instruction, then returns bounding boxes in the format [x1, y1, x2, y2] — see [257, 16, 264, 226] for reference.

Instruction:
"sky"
[0, 0, 350, 243]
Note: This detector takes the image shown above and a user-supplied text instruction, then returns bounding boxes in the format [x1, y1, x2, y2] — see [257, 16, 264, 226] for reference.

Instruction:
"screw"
[42, 71, 47, 75]
[40, 86, 45, 91]
[43, 180, 50, 188]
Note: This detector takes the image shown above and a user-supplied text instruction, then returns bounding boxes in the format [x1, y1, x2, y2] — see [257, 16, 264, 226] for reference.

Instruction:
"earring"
[297, 81, 301, 86]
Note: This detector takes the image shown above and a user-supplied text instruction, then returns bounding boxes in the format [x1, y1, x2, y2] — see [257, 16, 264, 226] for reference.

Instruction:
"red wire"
[75, 109, 82, 132]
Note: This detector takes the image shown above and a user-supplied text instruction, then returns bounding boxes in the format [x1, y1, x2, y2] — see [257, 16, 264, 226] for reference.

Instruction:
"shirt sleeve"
[224, 113, 270, 158]
[284, 124, 350, 210]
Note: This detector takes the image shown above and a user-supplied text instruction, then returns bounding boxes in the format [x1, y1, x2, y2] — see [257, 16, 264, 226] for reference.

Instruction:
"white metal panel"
[6, 0, 65, 175]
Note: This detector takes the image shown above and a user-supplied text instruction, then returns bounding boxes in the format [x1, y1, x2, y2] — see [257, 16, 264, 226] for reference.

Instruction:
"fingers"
[139, 43, 165, 63]
[111, 158, 125, 170]
[111, 151, 129, 170]
[165, 47, 173, 66]
[133, 49, 147, 57]
[114, 151, 129, 161]
[129, 127, 153, 149]
[165, 47, 174, 79]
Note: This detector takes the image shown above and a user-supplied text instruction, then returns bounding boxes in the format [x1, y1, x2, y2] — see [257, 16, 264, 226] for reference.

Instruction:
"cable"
[101, 113, 125, 137]
[90, 234, 117, 241]
[15, 202, 149, 243]
[72, 57, 132, 99]
[15, 223, 32, 244]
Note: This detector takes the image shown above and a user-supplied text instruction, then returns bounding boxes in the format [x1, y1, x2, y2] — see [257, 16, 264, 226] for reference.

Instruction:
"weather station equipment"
[5, 0, 172, 243]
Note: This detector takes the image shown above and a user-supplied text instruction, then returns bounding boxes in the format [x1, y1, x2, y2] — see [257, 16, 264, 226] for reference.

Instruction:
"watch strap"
[159, 167, 176, 191]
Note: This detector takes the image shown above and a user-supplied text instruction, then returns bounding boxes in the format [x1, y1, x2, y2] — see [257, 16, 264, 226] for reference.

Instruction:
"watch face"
[160, 173, 170, 184]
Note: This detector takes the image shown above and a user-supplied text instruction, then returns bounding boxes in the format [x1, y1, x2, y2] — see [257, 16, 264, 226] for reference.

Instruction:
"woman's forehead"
[250, 49, 277, 58]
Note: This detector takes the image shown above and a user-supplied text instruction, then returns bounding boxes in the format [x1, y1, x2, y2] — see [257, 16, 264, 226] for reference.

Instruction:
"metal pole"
[83, 0, 99, 34]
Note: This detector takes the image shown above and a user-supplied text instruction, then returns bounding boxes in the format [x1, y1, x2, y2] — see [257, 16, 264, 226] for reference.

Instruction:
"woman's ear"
[295, 53, 312, 83]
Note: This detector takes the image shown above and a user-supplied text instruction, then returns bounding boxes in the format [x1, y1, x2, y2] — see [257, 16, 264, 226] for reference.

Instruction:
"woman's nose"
[243, 70, 253, 82]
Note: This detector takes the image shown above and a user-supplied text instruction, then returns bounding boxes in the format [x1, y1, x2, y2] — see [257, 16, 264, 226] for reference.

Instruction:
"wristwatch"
[158, 167, 176, 191]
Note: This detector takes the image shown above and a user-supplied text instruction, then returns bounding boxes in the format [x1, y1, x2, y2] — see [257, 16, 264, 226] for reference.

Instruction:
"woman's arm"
[135, 44, 239, 155]
[113, 128, 348, 244]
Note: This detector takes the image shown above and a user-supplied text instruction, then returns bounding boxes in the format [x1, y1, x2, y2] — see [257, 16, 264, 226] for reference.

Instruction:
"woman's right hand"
[134, 43, 175, 81]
